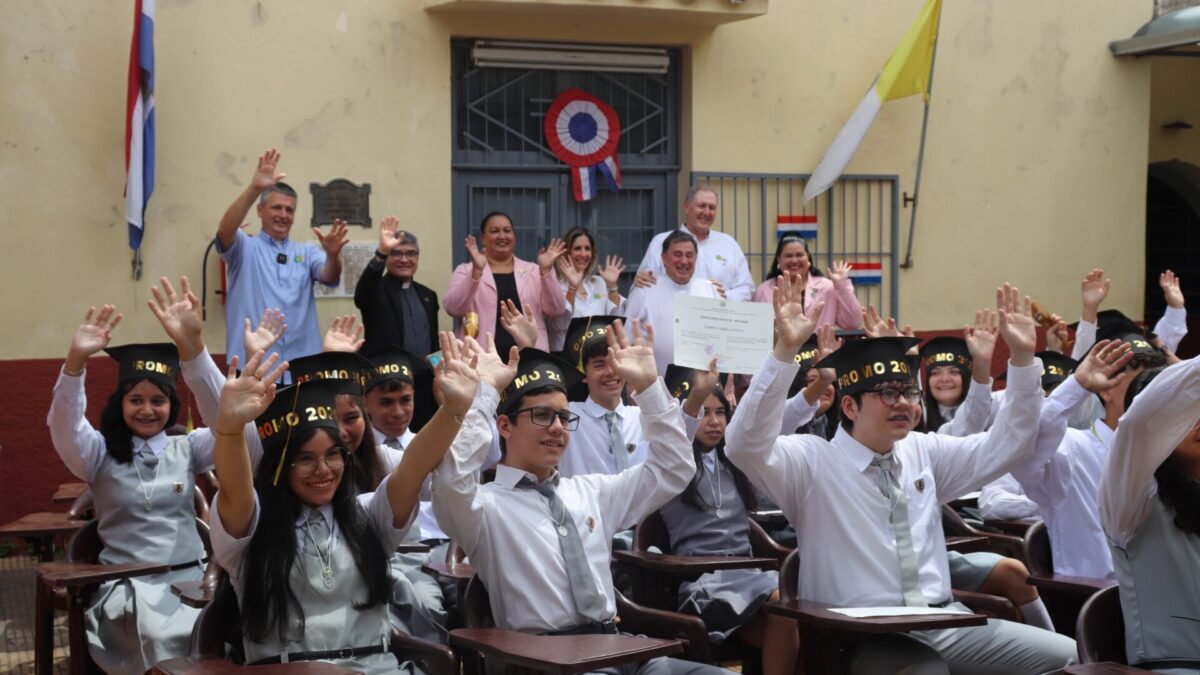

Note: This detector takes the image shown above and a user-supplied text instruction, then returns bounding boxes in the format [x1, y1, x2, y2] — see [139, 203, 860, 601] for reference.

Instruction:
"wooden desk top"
[39, 561, 169, 588]
[612, 550, 778, 572]
[395, 544, 431, 554]
[153, 656, 361, 674]
[764, 599, 987, 634]
[449, 629, 682, 674]
[421, 561, 475, 583]
[52, 482, 88, 504]
[944, 535, 990, 554]
[1064, 663, 1151, 674]
[982, 518, 1037, 536]
[171, 579, 214, 608]
[749, 510, 788, 526]
[1027, 574, 1116, 594]
[0, 511, 86, 537]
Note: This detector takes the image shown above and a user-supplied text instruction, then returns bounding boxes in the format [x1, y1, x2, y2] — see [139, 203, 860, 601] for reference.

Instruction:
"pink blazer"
[443, 257, 569, 351]
[752, 275, 863, 330]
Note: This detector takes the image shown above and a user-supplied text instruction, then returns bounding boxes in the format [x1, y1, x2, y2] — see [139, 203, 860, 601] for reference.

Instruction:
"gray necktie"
[385, 437, 403, 451]
[604, 412, 629, 472]
[139, 445, 159, 470]
[515, 474, 608, 623]
[870, 454, 927, 607]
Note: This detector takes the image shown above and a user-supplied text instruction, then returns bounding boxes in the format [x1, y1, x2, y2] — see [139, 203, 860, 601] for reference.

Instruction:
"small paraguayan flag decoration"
[777, 215, 818, 239]
[544, 88, 623, 202]
[847, 262, 883, 285]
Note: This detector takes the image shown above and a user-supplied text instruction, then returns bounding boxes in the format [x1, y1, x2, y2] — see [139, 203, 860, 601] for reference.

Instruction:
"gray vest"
[92, 436, 205, 565]
[240, 517, 396, 674]
[660, 455, 751, 556]
[1110, 496, 1200, 667]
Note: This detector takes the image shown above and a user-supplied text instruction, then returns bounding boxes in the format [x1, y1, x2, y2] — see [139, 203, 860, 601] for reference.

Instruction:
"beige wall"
[0, 0, 1156, 360]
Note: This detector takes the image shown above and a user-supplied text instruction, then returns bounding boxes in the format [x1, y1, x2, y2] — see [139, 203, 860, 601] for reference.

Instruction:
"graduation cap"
[363, 346, 419, 393]
[814, 337, 920, 397]
[104, 343, 179, 388]
[663, 364, 696, 401]
[794, 335, 821, 372]
[256, 380, 342, 486]
[919, 336, 971, 376]
[498, 348, 584, 416]
[560, 315, 622, 373]
[1037, 351, 1078, 390]
[289, 351, 373, 395]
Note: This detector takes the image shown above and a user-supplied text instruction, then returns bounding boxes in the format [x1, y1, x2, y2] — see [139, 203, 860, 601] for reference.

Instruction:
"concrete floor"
[0, 552, 69, 675]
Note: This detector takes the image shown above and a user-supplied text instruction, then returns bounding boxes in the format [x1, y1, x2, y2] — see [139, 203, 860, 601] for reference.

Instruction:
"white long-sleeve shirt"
[724, 353, 1044, 607]
[624, 276, 720, 375]
[431, 379, 694, 633]
[637, 226, 755, 302]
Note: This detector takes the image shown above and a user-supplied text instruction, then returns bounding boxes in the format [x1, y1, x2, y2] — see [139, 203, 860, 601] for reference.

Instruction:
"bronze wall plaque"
[310, 179, 371, 227]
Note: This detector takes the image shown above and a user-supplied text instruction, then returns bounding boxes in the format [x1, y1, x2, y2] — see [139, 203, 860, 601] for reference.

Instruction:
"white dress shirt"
[548, 275, 626, 352]
[372, 426, 446, 541]
[780, 391, 820, 434]
[432, 379, 694, 633]
[725, 353, 1044, 607]
[560, 398, 648, 477]
[1153, 305, 1188, 354]
[624, 276, 720, 375]
[637, 226, 755, 302]
[1012, 374, 1115, 579]
[978, 473, 1041, 521]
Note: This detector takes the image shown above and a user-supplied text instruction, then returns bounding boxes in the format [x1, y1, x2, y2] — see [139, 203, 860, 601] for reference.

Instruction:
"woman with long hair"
[751, 235, 861, 329]
[207, 334, 475, 672]
[1099, 356, 1200, 670]
[444, 211, 569, 356]
[547, 226, 626, 351]
[47, 304, 210, 674]
[658, 369, 799, 675]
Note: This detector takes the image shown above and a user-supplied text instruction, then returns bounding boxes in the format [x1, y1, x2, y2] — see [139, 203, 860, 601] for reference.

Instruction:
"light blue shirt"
[217, 230, 333, 370]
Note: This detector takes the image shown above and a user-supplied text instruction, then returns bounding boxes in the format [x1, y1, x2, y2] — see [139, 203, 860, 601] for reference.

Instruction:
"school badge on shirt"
[294, 254, 305, 263]
[914, 478, 926, 493]
[174, 482, 184, 494]
[586, 516, 596, 533]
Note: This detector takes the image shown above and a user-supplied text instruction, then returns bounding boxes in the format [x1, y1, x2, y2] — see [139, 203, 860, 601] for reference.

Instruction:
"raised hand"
[861, 304, 900, 338]
[474, 333, 519, 392]
[556, 257, 585, 291]
[1161, 269, 1185, 309]
[964, 309, 999, 363]
[322, 314, 364, 353]
[693, 356, 720, 398]
[148, 276, 204, 359]
[606, 319, 658, 394]
[1045, 313, 1069, 354]
[1073, 339, 1134, 394]
[538, 238, 567, 273]
[314, 219, 351, 258]
[599, 256, 625, 288]
[633, 269, 656, 289]
[250, 148, 285, 193]
[244, 308, 286, 356]
[1080, 268, 1110, 320]
[214, 350, 287, 434]
[434, 331, 479, 413]
[773, 273, 822, 353]
[709, 278, 727, 299]
[827, 260, 853, 284]
[996, 283, 1037, 366]
[498, 299, 538, 350]
[379, 216, 401, 255]
[66, 305, 123, 373]
[815, 324, 841, 383]
[464, 235, 487, 274]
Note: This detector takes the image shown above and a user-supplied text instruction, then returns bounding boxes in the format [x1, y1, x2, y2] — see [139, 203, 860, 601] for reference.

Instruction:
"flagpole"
[899, 4, 944, 269]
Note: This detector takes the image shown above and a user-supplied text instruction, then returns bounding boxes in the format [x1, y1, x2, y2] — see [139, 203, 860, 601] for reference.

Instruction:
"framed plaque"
[310, 178, 371, 227]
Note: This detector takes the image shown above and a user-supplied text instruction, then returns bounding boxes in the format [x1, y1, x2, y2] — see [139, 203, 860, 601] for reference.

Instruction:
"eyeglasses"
[863, 387, 922, 407]
[389, 250, 419, 259]
[509, 406, 581, 431]
[290, 448, 346, 477]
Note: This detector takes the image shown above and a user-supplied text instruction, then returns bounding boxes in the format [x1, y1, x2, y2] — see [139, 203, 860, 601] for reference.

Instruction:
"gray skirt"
[677, 567, 779, 644]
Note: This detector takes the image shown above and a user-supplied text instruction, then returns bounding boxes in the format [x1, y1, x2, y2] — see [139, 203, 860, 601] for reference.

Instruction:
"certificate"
[672, 296, 774, 375]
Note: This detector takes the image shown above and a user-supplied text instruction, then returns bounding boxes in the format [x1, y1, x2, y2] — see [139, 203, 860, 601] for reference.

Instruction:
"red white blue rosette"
[544, 88, 622, 202]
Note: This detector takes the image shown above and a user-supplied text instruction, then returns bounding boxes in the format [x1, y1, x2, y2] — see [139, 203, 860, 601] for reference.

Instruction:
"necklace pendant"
[714, 508, 723, 518]
[144, 498, 152, 511]
[322, 566, 334, 588]
[557, 525, 570, 537]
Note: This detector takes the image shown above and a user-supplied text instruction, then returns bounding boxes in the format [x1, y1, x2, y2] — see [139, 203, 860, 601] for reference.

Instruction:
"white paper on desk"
[672, 296, 773, 375]
[829, 607, 973, 618]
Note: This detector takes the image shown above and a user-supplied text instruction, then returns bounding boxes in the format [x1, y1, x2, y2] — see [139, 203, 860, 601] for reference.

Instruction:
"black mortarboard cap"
[663, 364, 696, 401]
[498, 348, 584, 415]
[920, 336, 972, 375]
[1036, 351, 1078, 390]
[794, 335, 821, 372]
[256, 380, 342, 486]
[289, 351, 373, 395]
[104, 343, 179, 388]
[814, 337, 920, 396]
[560, 315, 622, 373]
[364, 346, 419, 393]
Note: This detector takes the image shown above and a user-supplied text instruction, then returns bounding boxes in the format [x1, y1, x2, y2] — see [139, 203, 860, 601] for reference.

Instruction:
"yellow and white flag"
[803, 0, 942, 203]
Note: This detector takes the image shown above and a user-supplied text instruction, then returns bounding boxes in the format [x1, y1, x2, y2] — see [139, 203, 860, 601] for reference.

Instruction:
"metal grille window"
[692, 172, 901, 321]
[451, 39, 681, 291]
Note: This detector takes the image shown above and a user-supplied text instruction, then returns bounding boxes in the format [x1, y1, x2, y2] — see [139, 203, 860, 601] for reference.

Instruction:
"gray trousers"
[849, 613, 1077, 675]
[588, 656, 735, 675]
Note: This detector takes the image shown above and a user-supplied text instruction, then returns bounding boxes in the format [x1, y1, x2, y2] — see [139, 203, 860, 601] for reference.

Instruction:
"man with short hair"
[625, 231, 721, 375]
[215, 148, 349, 369]
[635, 184, 754, 301]
[726, 276, 1077, 673]
[355, 215, 440, 357]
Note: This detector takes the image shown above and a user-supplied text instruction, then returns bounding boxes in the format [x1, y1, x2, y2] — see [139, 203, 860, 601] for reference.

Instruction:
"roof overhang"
[1111, 7, 1200, 57]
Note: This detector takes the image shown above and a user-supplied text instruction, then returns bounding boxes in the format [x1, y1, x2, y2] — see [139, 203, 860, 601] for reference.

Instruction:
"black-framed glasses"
[290, 448, 346, 477]
[863, 387, 922, 407]
[509, 406, 580, 431]
[389, 249, 419, 259]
